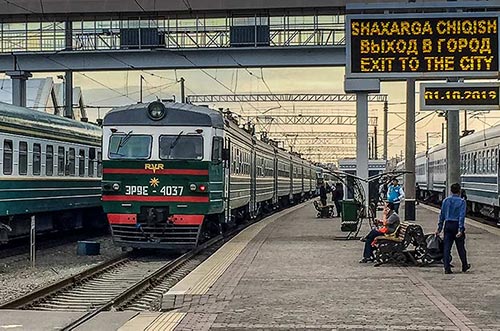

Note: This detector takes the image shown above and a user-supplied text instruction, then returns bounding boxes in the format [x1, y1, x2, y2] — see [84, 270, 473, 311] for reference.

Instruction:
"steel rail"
[59, 234, 228, 330]
[0, 253, 130, 309]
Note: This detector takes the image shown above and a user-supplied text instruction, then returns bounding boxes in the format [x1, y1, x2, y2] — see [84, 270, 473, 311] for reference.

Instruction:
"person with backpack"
[387, 178, 404, 214]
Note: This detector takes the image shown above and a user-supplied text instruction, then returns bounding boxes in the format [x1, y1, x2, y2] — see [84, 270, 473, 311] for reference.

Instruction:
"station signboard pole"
[405, 79, 416, 221]
[345, 78, 381, 213]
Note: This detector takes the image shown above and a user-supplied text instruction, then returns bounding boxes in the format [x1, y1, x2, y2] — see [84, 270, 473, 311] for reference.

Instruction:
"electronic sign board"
[420, 82, 500, 111]
[346, 13, 499, 79]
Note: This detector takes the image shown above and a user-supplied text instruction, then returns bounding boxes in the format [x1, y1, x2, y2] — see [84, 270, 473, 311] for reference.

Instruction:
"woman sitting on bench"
[359, 203, 400, 263]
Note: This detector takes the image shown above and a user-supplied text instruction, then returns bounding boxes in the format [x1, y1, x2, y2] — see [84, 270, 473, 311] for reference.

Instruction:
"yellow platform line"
[118, 312, 186, 331]
[419, 204, 500, 236]
[166, 202, 308, 297]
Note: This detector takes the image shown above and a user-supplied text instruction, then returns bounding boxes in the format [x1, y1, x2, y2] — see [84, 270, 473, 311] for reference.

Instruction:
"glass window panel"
[46, 145, 54, 176]
[58, 146, 65, 175]
[19, 141, 27, 175]
[33, 143, 41, 175]
[109, 134, 152, 159]
[79, 149, 85, 177]
[3, 140, 13, 175]
[67, 148, 75, 176]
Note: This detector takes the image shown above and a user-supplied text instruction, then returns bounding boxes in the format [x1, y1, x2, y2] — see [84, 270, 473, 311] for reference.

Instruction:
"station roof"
[0, 0, 448, 19]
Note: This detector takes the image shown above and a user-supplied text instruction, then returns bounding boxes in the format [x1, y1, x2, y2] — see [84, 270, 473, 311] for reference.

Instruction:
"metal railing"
[0, 15, 346, 53]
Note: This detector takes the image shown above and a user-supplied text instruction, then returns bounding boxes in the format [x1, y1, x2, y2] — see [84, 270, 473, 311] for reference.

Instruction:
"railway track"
[0, 232, 228, 330]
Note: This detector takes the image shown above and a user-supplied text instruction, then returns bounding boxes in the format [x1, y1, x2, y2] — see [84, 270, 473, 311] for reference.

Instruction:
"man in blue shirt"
[387, 178, 404, 214]
[436, 183, 471, 274]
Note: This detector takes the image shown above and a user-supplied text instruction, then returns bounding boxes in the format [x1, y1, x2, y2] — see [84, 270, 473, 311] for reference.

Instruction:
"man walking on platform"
[387, 178, 404, 214]
[436, 183, 471, 274]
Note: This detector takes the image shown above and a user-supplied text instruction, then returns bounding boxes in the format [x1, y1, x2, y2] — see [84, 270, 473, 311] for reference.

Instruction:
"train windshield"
[108, 134, 152, 159]
[159, 135, 203, 160]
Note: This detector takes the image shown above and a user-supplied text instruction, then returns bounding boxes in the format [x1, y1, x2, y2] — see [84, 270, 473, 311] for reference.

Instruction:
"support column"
[404, 78, 416, 222]
[447, 110, 460, 194]
[6, 70, 32, 107]
[64, 71, 73, 118]
[356, 92, 369, 211]
[383, 100, 388, 160]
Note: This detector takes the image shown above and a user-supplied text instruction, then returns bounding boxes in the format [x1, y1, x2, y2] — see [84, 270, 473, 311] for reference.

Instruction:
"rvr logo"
[145, 163, 164, 173]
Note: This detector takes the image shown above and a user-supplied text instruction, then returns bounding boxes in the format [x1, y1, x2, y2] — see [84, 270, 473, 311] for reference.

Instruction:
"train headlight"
[112, 183, 121, 191]
[189, 183, 197, 191]
[147, 101, 166, 120]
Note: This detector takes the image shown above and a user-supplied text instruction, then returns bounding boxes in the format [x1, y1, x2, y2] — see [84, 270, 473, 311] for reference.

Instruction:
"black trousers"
[333, 199, 342, 216]
[443, 221, 468, 271]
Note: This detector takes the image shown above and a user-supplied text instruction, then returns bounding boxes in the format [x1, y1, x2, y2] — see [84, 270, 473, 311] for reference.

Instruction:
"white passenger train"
[411, 125, 500, 222]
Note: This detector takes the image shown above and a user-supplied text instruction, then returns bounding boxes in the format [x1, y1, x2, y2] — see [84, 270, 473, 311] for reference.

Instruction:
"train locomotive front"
[102, 102, 225, 250]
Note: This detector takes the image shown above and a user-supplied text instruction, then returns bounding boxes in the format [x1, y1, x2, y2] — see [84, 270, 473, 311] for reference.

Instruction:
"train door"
[428, 158, 434, 192]
[301, 164, 304, 195]
[273, 151, 278, 205]
[250, 145, 257, 218]
[224, 137, 231, 224]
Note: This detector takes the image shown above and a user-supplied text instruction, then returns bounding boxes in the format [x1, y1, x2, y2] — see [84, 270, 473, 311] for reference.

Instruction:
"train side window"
[97, 151, 102, 177]
[3, 140, 13, 175]
[473, 152, 477, 173]
[33, 143, 41, 175]
[66, 148, 75, 176]
[212, 137, 223, 163]
[46, 145, 54, 176]
[88, 148, 95, 177]
[58, 147, 65, 175]
[19, 141, 27, 175]
[486, 150, 490, 173]
[78, 149, 85, 177]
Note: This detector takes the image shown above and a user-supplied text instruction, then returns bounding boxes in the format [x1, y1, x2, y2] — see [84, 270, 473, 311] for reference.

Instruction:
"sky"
[1, 67, 499, 163]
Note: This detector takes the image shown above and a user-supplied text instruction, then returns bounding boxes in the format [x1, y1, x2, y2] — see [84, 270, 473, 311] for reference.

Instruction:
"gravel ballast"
[0, 236, 123, 305]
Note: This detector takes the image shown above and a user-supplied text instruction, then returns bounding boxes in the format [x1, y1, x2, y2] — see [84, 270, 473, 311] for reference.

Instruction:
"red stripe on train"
[103, 168, 208, 175]
[108, 213, 137, 225]
[102, 195, 209, 203]
[107, 213, 204, 226]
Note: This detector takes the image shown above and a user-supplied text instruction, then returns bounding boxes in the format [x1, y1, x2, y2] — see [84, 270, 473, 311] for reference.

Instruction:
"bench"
[313, 200, 335, 218]
[372, 222, 426, 266]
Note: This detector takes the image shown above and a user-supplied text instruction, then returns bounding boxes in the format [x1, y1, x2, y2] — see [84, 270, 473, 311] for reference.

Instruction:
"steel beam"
[5, 70, 32, 107]
[0, 47, 345, 72]
[188, 93, 387, 103]
[252, 115, 378, 126]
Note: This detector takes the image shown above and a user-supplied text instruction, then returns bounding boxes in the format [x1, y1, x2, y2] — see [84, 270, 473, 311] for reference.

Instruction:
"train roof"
[103, 102, 224, 129]
[0, 101, 101, 144]
[460, 124, 500, 147]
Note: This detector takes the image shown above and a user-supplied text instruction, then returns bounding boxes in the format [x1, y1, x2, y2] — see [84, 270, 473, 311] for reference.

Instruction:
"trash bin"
[341, 200, 359, 232]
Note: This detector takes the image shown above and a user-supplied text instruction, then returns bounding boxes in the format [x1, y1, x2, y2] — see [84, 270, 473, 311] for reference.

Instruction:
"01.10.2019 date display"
[423, 86, 499, 106]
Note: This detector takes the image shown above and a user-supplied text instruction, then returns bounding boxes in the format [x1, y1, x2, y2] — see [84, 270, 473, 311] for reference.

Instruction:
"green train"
[0, 102, 103, 243]
[102, 102, 318, 250]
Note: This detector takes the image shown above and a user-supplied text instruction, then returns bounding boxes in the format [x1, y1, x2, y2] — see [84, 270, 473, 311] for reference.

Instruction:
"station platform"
[1, 202, 498, 330]
[117, 202, 500, 331]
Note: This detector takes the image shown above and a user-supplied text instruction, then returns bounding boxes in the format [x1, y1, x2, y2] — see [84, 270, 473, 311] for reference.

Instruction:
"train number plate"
[160, 186, 184, 196]
[125, 185, 149, 195]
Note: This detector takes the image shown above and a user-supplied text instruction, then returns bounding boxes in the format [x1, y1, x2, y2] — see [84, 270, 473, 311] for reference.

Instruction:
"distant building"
[0, 77, 86, 119]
